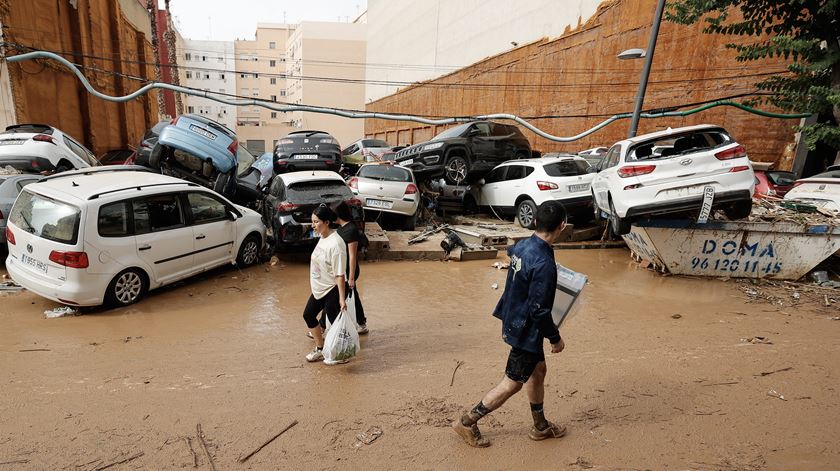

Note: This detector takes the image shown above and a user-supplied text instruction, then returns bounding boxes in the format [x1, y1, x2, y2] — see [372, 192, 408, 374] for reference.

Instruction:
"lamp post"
[621, 0, 666, 138]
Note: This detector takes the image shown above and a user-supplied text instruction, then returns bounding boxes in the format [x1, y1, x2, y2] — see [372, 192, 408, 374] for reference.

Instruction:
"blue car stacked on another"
[149, 114, 262, 204]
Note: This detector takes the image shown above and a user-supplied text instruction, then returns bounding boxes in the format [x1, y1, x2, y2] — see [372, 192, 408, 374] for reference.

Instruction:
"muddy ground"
[1, 249, 839, 470]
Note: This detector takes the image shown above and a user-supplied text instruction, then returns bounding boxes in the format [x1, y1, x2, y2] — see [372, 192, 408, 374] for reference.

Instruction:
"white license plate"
[568, 183, 589, 192]
[0, 140, 25, 146]
[293, 154, 319, 160]
[21, 253, 49, 274]
[401, 159, 414, 166]
[189, 124, 217, 141]
[366, 199, 393, 209]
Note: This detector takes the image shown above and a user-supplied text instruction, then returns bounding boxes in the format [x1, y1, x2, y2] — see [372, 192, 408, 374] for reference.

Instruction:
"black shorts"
[505, 347, 545, 383]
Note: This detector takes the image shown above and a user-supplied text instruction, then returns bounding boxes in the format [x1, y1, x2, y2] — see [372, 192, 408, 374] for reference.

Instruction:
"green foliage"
[665, 0, 840, 150]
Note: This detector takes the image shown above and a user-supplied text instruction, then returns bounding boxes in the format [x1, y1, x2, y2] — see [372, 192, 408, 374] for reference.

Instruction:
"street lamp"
[621, 0, 666, 138]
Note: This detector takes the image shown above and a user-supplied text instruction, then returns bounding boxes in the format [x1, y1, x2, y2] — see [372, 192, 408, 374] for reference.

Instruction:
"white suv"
[5, 167, 265, 307]
[0, 124, 98, 173]
[592, 124, 754, 235]
[465, 156, 595, 228]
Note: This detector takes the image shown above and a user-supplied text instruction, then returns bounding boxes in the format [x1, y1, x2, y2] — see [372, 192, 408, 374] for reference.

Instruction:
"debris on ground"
[719, 198, 840, 225]
[0, 165, 22, 175]
[408, 224, 450, 245]
[569, 457, 595, 469]
[738, 276, 839, 309]
[767, 389, 787, 401]
[671, 314, 682, 319]
[0, 281, 24, 292]
[44, 306, 79, 318]
[491, 283, 499, 290]
[741, 336, 772, 345]
[491, 261, 510, 270]
[354, 426, 383, 447]
[238, 420, 298, 463]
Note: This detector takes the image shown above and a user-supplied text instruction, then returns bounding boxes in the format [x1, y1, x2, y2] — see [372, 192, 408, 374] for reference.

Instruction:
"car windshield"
[9, 191, 81, 244]
[358, 165, 412, 182]
[236, 145, 255, 175]
[629, 129, 733, 161]
[286, 181, 351, 203]
[432, 123, 471, 140]
[543, 160, 590, 176]
[767, 171, 796, 186]
[3, 125, 53, 135]
[361, 139, 389, 148]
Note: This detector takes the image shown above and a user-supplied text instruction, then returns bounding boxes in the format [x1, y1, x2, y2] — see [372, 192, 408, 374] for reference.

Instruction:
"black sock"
[530, 403, 548, 430]
[461, 401, 491, 426]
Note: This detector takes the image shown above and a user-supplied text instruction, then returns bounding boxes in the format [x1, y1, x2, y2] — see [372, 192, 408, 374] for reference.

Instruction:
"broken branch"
[184, 437, 198, 468]
[755, 366, 793, 377]
[238, 420, 298, 463]
[449, 360, 465, 387]
[18, 349, 51, 352]
[95, 452, 144, 471]
[0, 460, 30, 466]
[196, 424, 216, 471]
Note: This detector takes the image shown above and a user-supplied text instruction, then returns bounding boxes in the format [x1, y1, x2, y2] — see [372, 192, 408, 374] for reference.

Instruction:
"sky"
[169, 0, 368, 41]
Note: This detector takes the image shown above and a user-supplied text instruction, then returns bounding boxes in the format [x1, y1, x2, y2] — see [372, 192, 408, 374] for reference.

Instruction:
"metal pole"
[628, 0, 666, 138]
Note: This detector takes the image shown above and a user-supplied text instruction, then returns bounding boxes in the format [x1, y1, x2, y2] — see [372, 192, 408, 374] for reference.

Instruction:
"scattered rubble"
[741, 336, 772, 345]
[720, 198, 840, 225]
[44, 306, 79, 318]
[0, 281, 24, 292]
[767, 389, 787, 401]
[491, 283, 499, 290]
[354, 426, 383, 447]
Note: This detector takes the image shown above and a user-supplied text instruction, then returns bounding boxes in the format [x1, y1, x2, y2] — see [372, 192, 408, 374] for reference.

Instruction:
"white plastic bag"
[323, 293, 361, 365]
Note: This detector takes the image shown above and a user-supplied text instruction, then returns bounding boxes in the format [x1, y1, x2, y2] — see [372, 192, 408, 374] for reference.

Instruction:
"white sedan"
[591, 124, 755, 235]
[348, 163, 420, 229]
[464, 156, 595, 228]
[0, 124, 98, 173]
[783, 168, 840, 211]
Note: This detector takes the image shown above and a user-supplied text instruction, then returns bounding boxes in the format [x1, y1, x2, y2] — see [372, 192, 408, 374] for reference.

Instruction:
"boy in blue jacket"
[453, 200, 568, 447]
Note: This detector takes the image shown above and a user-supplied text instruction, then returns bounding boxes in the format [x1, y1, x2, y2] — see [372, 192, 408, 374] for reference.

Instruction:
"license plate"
[697, 185, 715, 223]
[21, 253, 49, 274]
[189, 124, 217, 141]
[567, 183, 589, 192]
[293, 154, 319, 160]
[366, 198, 393, 209]
[401, 159, 414, 166]
[0, 140, 24, 146]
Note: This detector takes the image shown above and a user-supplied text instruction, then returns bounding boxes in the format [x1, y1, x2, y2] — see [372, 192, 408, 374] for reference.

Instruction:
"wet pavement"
[1, 249, 839, 470]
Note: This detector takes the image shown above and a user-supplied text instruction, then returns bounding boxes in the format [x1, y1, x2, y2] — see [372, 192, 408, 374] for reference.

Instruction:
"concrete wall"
[365, 0, 602, 102]
[0, 0, 159, 156]
[365, 0, 796, 165]
[181, 39, 236, 129]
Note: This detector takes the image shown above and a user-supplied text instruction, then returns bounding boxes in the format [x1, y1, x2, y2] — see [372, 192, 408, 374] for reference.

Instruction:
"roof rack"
[88, 181, 198, 200]
[40, 165, 154, 182]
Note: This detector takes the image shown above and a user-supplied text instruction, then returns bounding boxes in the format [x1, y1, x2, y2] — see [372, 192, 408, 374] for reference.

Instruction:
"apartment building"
[285, 21, 367, 149]
[234, 24, 295, 155]
[180, 39, 236, 130]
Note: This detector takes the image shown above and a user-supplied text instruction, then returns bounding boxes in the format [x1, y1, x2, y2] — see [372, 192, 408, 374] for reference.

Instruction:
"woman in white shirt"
[302, 204, 348, 362]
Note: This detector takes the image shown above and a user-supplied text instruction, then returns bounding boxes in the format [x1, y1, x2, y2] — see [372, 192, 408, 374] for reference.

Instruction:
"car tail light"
[275, 202, 300, 212]
[5, 227, 14, 245]
[729, 165, 751, 173]
[227, 139, 238, 156]
[715, 145, 747, 160]
[325, 160, 334, 165]
[624, 184, 643, 190]
[617, 165, 656, 178]
[348, 178, 359, 190]
[405, 183, 418, 195]
[537, 181, 558, 191]
[49, 250, 89, 269]
[347, 198, 363, 206]
[32, 134, 55, 144]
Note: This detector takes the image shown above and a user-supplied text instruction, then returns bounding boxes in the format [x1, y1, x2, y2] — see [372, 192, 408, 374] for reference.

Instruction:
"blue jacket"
[493, 235, 561, 354]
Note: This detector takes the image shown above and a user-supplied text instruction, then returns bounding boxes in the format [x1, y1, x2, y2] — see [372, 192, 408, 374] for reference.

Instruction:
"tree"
[665, 0, 840, 155]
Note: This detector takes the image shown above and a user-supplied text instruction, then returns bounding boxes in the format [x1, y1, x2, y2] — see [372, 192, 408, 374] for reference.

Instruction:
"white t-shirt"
[310, 231, 347, 299]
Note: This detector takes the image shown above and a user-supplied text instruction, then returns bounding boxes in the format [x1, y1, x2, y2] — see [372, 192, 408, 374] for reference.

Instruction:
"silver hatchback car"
[348, 163, 420, 230]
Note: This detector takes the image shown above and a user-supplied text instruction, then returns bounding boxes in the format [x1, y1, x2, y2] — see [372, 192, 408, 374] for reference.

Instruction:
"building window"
[223, 109, 227, 114]
[253, 73, 259, 79]
[280, 90, 286, 97]
[187, 106, 194, 113]
[270, 95, 277, 102]
[271, 112, 277, 119]
[217, 56, 224, 62]
[204, 73, 210, 79]
[185, 53, 191, 61]
[269, 42, 276, 49]
[186, 71, 192, 79]
[219, 89, 225, 93]
[270, 78, 277, 85]
[219, 73, 225, 80]
[270, 60, 276, 67]
[240, 73, 246, 79]
[201, 55, 207, 61]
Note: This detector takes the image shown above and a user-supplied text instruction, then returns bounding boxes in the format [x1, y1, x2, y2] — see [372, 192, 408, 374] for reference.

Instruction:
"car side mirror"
[227, 210, 239, 221]
[477, 178, 486, 185]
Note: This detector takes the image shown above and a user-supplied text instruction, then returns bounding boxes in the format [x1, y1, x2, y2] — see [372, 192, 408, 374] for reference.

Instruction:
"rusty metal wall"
[1, 0, 159, 155]
[365, 0, 794, 166]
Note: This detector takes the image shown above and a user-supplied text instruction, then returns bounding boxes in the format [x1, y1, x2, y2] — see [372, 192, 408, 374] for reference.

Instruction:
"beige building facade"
[234, 24, 296, 156]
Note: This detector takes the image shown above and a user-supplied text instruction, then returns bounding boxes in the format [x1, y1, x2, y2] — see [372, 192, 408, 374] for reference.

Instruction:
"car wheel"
[444, 155, 470, 185]
[213, 171, 233, 196]
[463, 195, 478, 215]
[236, 233, 262, 267]
[592, 191, 601, 220]
[403, 207, 419, 231]
[723, 200, 752, 220]
[608, 198, 631, 236]
[516, 199, 537, 229]
[105, 268, 148, 307]
[148, 144, 163, 170]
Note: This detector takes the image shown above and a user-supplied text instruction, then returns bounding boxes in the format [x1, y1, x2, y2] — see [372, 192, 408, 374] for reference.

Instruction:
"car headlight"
[422, 142, 444, 152]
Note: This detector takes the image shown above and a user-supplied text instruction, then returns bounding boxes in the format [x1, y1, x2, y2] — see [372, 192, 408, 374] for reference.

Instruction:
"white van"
[5, 167, 265, 307]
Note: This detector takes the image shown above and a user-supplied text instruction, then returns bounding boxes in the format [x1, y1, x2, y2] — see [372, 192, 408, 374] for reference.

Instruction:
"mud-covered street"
[1, 249, 839, 470]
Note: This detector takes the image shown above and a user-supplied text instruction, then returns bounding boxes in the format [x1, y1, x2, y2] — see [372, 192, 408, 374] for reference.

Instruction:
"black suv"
[273, 130, 341, 174]
[393, 121, 531, 184]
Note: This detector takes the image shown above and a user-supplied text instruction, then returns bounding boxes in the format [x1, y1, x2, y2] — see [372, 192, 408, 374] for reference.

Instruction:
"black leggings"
[315, 283, 367, 329]
[303, 286, 340, 329]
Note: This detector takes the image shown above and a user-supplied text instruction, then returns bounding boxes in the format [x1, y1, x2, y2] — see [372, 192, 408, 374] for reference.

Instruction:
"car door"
[490, 124, 517, 160]
[593, 144, 622, 209]
[494, 164, 531, 209]
[468, 123, 495, 162]
[132, 193, 196, 285]
[478, 166, 509, 208]
[187, 191, 236, 270]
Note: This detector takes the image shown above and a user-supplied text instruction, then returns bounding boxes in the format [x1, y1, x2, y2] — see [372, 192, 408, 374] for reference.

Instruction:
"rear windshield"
[10, 191, 81, 244]
[357, 165, 412, 182]
[362, 139, 389, 148]
[287, 181, 351, 203]
[543, 160, 590, 177]
[767, 171, 796, 186]
[629, 129, 733, 161]
[3, 125, 53, 135]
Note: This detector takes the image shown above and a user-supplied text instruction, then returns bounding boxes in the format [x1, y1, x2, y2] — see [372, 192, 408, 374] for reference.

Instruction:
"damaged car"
[784, 168, 840, 211]
[348, 163, 420, 230]
[149, 114, 262, 205]
[0, 124, 98, 173]
[592, 124, 754, 235]
[273, 130, 342, 174]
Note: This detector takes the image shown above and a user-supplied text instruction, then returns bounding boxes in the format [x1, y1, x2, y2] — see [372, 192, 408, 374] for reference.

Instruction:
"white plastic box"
[552, 263, 587, 328]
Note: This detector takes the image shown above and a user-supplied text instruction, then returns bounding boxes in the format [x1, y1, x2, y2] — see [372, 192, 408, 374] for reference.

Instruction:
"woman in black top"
[333, 201, 368, 334]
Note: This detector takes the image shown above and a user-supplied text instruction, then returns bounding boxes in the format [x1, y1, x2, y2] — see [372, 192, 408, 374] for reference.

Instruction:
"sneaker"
[357, 324, 368, 335]
[528, 421, 566, 441]
[323, 358, 350, 365]
[305, 348, 324, 362]
[452, 418, 491, 448]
